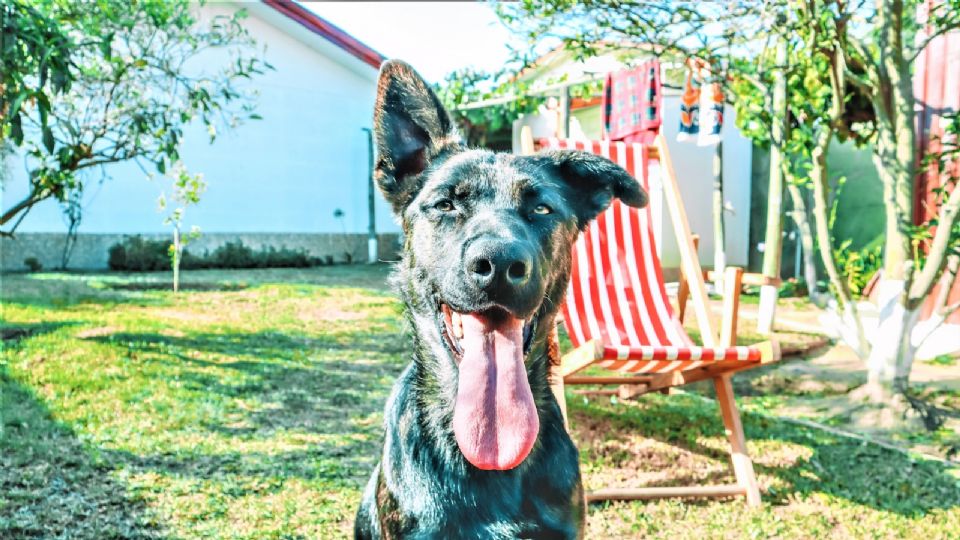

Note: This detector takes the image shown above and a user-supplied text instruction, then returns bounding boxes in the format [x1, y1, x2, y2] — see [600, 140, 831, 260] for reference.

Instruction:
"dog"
[354, 60, 647, 539]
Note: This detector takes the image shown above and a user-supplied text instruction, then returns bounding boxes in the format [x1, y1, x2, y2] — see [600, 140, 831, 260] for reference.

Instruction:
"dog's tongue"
[453, 311, 539, 470]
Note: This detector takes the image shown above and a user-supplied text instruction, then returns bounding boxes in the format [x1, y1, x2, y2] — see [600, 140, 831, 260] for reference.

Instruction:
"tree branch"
[908, 3, 960, 62]
[909, 186, 960, 301]
[0, 189, 45, 227]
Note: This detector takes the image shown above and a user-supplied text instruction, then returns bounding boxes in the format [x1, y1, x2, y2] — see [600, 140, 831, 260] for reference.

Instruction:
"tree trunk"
[712, 140, 726, 292]
[786, 181, 821, 303]
[863, 0, 918, 396]
[758, 37, 790, 334]
[810, 130, 870, 356]
[864, 278, 921, 401]
[172, 226, 181, 293]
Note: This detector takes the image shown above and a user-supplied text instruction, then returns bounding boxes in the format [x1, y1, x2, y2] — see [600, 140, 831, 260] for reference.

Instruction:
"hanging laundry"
[602, 59, 661, 144]
[677, 67, 701, 142]
[698, 75, 724, 146]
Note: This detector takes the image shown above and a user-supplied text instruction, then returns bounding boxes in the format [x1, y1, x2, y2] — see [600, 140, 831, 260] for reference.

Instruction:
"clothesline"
[455, 74, 683, 111]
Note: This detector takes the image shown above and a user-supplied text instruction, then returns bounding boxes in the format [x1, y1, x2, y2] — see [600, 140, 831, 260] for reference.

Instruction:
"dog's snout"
[466, 240, 534, 299]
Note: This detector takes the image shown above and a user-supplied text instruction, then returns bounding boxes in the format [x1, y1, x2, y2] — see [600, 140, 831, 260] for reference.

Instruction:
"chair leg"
[713, 374, 761, 507]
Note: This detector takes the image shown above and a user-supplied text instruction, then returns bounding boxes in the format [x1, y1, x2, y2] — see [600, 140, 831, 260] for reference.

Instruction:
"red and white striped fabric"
[542, 138, 762, 374]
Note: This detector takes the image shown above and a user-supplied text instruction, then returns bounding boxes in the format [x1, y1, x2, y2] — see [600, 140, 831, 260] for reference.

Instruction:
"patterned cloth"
[698, 77, 724, 146]
[602, 60, 661, 144]
[677, 68, 701, 142]
[677, 60, 725, 146]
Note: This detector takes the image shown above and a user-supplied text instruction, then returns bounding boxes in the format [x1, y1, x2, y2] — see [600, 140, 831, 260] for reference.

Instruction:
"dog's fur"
[354, 60, 647, 540]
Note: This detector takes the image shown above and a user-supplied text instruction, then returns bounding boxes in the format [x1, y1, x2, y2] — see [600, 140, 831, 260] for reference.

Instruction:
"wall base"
[1, 232, 402, 271]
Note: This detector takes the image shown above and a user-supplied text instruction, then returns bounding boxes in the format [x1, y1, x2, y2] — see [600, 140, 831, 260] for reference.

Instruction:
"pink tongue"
[452, 312, 539, 470]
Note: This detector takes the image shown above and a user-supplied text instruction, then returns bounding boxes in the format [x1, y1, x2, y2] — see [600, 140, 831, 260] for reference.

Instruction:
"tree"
[158, 163, 205, 293]
[437, 68, 545, 147]
[790, 0, 960, 404]
[500, 0, 960, 410]
[0, 0, 270, 236]
[1, 0, 73, 149]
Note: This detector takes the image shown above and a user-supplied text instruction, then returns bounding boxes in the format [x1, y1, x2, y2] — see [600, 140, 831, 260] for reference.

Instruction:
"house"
[1, 0, 400, 270]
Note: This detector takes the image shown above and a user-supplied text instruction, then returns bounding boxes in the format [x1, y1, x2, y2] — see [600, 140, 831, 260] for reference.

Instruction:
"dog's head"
[374, 60, 647, 471]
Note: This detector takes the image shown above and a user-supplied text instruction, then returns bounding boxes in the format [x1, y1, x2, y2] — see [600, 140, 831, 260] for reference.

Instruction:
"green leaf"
[9, 91, 29, 118]
[42, 127, 55, 153]
[11, 115, 24, 145]
[157, 159, 166, 174]
[100, 33, 115, 57]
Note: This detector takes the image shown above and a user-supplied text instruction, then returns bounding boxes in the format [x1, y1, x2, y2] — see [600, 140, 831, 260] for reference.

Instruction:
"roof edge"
[262, 0, 385, 70]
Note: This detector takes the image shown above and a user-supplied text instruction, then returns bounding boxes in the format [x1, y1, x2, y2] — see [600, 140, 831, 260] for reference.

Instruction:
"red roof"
[262, 0, 385, 70]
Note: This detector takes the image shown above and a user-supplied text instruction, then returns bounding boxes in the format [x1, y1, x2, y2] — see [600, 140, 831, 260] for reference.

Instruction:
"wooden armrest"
[704, 270, 781, 288]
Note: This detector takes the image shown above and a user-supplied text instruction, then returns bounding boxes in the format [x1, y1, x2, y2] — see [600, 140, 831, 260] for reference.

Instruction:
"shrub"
[833, 239, 883, 298]
[23, 257, 43, 272]
[777, 278, 809, 298]
[106, 237, 322, 271]
[108, 236, 170, 271]
[210, 241, 257, 268]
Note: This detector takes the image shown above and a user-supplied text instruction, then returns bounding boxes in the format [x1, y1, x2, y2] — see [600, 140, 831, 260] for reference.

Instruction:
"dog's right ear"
[374, 60, 460, 215]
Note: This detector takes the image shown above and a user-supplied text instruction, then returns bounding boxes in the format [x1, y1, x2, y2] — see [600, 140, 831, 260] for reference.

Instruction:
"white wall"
[1, 3, 398, 235]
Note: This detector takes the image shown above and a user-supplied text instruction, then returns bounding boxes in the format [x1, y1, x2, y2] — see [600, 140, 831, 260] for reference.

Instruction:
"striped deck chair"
[522, 129, 780, 507]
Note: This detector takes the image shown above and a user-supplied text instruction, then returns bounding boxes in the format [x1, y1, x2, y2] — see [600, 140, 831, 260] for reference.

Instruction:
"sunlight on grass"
[2, 266, 959, 538]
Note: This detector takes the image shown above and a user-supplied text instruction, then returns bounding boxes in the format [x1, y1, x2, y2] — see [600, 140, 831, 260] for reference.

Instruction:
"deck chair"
[521, 129, 780, 507]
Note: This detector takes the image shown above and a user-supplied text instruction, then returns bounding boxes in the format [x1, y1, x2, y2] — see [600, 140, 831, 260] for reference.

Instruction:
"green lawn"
[2, 267, 959, 539]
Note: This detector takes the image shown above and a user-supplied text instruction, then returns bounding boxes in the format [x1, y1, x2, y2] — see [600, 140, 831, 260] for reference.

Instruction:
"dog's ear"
[374, 60, 460, 215]
[541, 151, 648, 229]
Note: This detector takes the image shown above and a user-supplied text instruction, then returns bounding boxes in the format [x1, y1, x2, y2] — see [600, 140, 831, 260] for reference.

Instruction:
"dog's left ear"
[374, 60, 460, 215]
[542, 151, 648, 229]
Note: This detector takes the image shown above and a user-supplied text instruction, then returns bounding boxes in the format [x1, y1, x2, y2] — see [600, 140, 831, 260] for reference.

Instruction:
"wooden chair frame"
[521, 127, 781, 507]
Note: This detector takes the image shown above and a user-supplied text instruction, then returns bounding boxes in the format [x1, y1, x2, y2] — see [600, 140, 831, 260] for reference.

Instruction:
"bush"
[106, 237, 321, 272]
[833, 239, 883, 298]
[23, 257, 42, 272]
[108, 236, 170, 271]
[209, 241, 256, 268]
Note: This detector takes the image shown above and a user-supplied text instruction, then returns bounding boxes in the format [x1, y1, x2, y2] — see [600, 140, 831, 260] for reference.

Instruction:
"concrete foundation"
[1, 232, 402, 271]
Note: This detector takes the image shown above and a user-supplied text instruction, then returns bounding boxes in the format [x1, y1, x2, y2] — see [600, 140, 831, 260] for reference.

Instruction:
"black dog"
[355, 60, 647, 539]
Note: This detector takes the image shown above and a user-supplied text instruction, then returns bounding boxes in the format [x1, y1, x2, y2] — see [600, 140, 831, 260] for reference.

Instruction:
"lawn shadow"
[0, 367, 167, 538]
[1, 320, 82, 342]
[568, 392, 960, 516]
[84, 328, 408, 488]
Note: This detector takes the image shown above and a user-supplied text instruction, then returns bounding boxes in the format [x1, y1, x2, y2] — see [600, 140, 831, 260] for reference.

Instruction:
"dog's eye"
[434, 200, 455, 212]
[533, 204, 552, 215]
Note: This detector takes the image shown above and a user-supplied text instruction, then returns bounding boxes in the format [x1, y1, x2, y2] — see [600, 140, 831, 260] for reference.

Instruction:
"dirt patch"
[150, 308, 227, 324]
[570, 409, 732, 490]
[76, 326, 122, 339]
[297, 305, 367, 323]
[101, 281, 248, 292]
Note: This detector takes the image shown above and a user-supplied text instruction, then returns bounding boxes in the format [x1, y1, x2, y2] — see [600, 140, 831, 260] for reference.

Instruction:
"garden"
[3, 0, 960, 538]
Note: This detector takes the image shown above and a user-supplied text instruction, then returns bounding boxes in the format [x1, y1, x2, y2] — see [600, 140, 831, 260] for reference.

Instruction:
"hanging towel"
[677, 67, 701, 142]
[698, 75, 724, 146]
[603, 59, 661, 144]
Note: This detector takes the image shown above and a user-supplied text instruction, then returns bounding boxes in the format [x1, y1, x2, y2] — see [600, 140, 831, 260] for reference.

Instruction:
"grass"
[2, 266, 959, 538]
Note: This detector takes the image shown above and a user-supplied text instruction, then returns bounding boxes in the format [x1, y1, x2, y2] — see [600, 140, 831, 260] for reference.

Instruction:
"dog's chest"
[383, 427, 582, 538]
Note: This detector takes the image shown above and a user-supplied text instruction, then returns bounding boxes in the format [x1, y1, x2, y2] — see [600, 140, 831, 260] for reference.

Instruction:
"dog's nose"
[466, 240, 533, 294]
